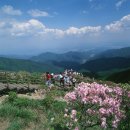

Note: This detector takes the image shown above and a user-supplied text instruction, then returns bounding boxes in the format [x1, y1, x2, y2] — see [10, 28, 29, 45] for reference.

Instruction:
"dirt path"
[0, 119, 9, 130]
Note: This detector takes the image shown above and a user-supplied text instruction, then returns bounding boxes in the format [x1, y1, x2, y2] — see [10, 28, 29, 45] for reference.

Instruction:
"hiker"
[51, 73, 55, 84]
[45, 72, 51, 86]
[71, 76, 76, 87]
[64, 74, 70, 86]
[64, 74, 67, 85]
[59, 72, 64, 87]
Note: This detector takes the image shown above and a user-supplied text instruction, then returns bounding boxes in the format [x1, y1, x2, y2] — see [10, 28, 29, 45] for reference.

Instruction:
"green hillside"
[106, 68, 130, 83]
[80, 57, 130, 72]
[0, 57, 63, 73]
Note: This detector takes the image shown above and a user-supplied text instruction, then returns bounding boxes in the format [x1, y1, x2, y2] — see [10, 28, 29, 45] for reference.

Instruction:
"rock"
[8, 84, 17, 91]
[0, 83, 7, 95]
[0, 83, 39, 95]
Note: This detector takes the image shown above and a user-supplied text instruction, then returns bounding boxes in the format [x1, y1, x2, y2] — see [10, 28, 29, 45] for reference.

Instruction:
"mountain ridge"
[92, 47, 130, 59]
[80, 57, 130, 72]
[30, 50, 102, 63]
[0, 57, 63, 73]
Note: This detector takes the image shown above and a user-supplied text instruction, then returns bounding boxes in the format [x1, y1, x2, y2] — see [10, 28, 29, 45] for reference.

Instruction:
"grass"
[0, 102, 38, 130]
[0, 90, 68, 130]
[0, 80, 119, 130]
[6, 120, 23, 130]
[1, 76, 117, 130]
[9, 98, 43, 109]
[0, 104, 36, 121]
[0, 98, 107, 130]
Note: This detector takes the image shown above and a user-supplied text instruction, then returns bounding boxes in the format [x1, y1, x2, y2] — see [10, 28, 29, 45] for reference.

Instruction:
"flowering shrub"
[64, 82, 125, 130]
[117, 83, 130, 130]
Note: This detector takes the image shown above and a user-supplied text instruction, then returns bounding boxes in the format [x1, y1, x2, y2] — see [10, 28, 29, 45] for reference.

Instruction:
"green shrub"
[52, 124, 69, 130]
[51, 89, 66, 97]
[8, 92, 17, 102]
[7, 120, 23, 130]
[41, 95, 54, 109]
[0, 104, 36, 121]
[51, 101, 66, 112]
[12, 98, 42, 109]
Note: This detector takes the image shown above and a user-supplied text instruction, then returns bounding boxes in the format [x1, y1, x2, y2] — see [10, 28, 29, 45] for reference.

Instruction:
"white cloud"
[0, 14, 130, 54]
[37, 26, 101, 38]
[1, 5, 22, 15]
[105, 21, 122, 32]
[105, 14, 130, 32]
[10, 19, 45, 36]
[116, 0, 127, 9]
[0, 18, 101, 38]
[28, 9, 49, 17]
[65, 26, 101, 35]
[43, 28, 64, 38]
[0, 14, 130, 42]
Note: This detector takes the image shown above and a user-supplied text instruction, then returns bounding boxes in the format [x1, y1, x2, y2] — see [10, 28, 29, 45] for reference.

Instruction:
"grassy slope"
[105, 68, 130, 83]
[0, 57, 63, 73]
[0, 90, 67, 130]
[80, 57, 130, 72]
[0, 73, 121, 130]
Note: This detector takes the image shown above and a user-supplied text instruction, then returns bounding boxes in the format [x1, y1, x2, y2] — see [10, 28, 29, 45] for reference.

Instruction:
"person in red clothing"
[46, 72, 51, 86]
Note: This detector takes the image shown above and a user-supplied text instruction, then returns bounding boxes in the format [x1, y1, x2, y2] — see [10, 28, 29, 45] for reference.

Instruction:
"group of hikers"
[44, 69, 78, 88]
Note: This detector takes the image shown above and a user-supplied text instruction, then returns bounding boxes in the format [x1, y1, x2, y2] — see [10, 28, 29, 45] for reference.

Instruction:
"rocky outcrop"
[0, 83, 39, 95]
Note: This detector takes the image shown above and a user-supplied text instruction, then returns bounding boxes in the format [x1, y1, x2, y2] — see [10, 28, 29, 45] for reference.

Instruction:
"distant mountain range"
[80, 57, 130, 72]
[30, 49, 102, 63]
[51, 57, 130, 73]
[92, 47, 130, 59]
[0, 46, 130, 83]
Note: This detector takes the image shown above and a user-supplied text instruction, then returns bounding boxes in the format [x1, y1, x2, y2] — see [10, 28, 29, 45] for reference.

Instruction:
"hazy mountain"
[1, 47, 130, 74]
[0, 57, 63, 73]
[29, 47, 130, 73]
[80, 57, 130, 72]
[92, 47, 130, 59]
[30, 50, 102, 63]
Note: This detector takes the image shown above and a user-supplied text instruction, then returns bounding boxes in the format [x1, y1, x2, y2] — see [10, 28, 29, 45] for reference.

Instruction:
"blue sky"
[0, 0, 130, 55]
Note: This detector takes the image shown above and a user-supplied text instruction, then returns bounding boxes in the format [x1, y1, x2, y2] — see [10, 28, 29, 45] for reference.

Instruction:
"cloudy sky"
[0, 0, 130, 55]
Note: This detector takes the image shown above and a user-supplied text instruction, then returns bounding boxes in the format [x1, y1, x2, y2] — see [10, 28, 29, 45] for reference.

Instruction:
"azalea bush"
[117, 83, 130, 130]
[64, 82, 126, 130]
